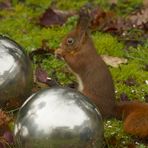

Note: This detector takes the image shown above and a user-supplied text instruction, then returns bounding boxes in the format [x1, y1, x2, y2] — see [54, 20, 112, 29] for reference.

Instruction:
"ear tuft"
[79, 6, 91, 21]
[76, 5, 92, 31]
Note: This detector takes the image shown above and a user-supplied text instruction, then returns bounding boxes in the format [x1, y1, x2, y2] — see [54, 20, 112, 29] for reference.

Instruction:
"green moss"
[0, 0, 147, 147]
[114, 0, 143, 16]
[104, 119, 133, 148]
[92, 32, 125, 57]
[57, 0, 88, 10]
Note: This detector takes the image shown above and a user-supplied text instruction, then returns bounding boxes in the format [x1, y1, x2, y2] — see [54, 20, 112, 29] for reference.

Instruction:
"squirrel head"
[55, 7, 92, 61]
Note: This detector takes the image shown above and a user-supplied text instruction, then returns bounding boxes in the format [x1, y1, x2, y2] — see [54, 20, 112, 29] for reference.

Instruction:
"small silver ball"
[0, 35, 33, 109]
[14, 87, 104, 148]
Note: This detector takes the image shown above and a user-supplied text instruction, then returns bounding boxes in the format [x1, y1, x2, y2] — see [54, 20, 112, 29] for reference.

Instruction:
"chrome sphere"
[0, 35, 33, 109]
[14, 87, 104, 148]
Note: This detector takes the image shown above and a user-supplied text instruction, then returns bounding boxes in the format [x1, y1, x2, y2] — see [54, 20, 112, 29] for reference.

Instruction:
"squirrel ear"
[76, 6, 91, 34]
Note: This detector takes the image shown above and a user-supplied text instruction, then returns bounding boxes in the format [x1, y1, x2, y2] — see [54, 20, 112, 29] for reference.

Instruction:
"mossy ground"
[0, 0, 148, 147]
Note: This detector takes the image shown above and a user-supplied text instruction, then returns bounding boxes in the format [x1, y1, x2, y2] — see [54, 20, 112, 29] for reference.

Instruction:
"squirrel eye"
[67, 37, 74, 45]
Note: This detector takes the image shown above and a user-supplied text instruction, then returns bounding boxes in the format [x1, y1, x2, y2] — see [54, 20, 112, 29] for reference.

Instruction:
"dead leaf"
[3, 131, 14, 145]
[90, 5, 135, 35]
[123, 39, 144, 48]
[4, 98, 22, 111]
[0, 110, 11, 127]
[39, 7, 76, 27]
[35, 66, 49, 83]
[128, 7, 148, 29]
[124, 77, 137, 86]
[0, 0, 11, 9]
[0, 110, 14, 147]
[101, 55, 128, 68]
[35, 66, 59, 87]
[89, 4, 148, 37]
[120, 92, 129, 101]
[90, 6, 119, 33]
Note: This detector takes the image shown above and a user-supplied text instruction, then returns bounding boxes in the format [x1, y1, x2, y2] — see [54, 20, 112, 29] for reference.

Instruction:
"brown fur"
[55, 11, 148, 138]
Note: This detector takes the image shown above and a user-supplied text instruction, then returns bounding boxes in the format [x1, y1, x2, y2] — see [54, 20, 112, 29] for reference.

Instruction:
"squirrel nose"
[55, 48, 64, 60]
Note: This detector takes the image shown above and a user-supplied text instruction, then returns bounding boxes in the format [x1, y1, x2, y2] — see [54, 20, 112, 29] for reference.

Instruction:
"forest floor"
[0, 0, 148, 147]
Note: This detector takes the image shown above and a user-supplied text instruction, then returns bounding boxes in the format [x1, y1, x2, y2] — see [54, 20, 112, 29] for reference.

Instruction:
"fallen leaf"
[89, 4, 148, 37]
[35, 66, 49, 83]
[3, 131, 14, 144]
[89, 5, 131, 35]
[0, 110, 11, 127]
[90, 6, 119, 32]
[124, 77, 137, 86]
[35, 66, 59, 87]
[39, 7, 76, 27]
[127, 7, 148, 31]
[123, 39, 144, 49]
[0, 0, 11, 9]
[0, 131, 14, 147]
[0, 110, 14, 147]
[120, 92, 129, 101]
[101, 55, 128, 68]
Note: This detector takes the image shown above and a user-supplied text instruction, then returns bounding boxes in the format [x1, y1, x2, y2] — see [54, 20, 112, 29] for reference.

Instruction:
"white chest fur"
[67, 65, 84, 92]
[75, 73, 84, 92]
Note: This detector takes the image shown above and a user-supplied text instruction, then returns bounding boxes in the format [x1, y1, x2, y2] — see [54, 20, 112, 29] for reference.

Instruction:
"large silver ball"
[0, 35, 33, 109]
[14, 87, 104, 148]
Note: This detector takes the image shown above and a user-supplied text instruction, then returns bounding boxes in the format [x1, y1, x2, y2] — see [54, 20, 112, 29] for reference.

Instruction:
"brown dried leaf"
[89, 5, 148, 36]
[120, 92, 129, 101]
[91, 7, 116, 31]
[90, 6, 128, 34]
[35, 66, 59, 87]
[101, 55, 128, 68]
[124, 77, 137, 86]
[123, 39, 144, 48]
[127, 7, 148, 30]
[0, 110, 11, 127]
[4, 98, 22, 111]
[0, 0, 11, 9]
[35, 66, 49, 84]
[39, 7, 76, 27]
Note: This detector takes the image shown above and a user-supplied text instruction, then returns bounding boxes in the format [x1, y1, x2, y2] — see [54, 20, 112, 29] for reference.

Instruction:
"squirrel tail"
[114, 101, 148, 138]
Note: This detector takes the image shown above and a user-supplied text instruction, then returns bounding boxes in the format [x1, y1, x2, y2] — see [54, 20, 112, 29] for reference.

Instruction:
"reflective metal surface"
[0, 35, 33, 109]
[14, 87, 104, 148]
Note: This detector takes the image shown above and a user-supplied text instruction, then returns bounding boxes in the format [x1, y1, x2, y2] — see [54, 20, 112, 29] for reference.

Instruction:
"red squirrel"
[55, 8, 148, 138]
